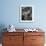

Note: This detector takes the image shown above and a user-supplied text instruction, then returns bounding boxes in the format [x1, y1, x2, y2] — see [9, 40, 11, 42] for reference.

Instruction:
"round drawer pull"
[32, 39, 36, 40]
[9, 37, 14, 40]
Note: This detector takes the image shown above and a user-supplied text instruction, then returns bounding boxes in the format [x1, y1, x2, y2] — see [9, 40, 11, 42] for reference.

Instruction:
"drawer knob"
[9, 37, 14, 40]
[32, 39, 36, 40]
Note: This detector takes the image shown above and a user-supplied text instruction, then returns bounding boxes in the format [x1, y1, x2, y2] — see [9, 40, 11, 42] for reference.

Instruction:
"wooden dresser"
[2, 29, 45, 46]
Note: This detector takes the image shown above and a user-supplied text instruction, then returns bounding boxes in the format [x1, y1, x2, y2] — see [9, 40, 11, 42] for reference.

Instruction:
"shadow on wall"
[0, 24, 7, 43]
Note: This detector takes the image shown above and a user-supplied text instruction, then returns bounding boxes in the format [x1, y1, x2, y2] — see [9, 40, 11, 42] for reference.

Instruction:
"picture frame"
[20, 5, 34, 22]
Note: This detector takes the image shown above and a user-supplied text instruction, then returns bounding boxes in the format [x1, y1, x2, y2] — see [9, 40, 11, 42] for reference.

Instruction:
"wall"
[0, 0, 46, 29]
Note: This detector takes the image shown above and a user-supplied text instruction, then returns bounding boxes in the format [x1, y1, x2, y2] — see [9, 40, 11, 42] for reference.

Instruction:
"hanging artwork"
[20, 5, 34, 22]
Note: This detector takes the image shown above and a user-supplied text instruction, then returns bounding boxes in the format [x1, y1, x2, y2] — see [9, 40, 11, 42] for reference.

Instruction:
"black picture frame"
[20, 5, 34, 22]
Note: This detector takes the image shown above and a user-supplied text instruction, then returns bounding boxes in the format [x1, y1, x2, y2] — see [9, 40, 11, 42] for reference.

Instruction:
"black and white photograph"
[20, 5, 34, 22]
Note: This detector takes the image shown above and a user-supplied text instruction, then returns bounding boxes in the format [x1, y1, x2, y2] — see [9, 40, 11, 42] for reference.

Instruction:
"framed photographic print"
[20, 5, 34, 22]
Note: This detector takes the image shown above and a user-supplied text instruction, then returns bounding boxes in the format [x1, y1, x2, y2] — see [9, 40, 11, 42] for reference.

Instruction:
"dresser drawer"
[32, 44, 44, 46]
[24, 32, 44, 36]
[3, 43, 23, 46]
[3, 32, 23, 36]
[32, 36, 45, 44]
